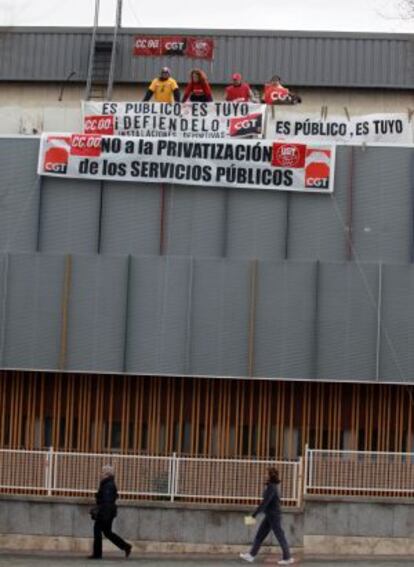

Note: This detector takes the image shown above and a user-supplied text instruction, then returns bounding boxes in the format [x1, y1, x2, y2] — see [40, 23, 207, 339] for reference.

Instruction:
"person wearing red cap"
[225, 73, 253, 102]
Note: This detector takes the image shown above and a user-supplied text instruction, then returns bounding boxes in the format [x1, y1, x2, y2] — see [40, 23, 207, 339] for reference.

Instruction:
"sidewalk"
[1, 552, 414, 567]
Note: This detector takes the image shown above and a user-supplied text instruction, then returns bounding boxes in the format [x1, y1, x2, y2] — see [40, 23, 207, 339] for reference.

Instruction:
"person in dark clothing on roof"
[182, 69, 213, 102]
[88, 465, 132, 560]
[240, 468, 295, 565]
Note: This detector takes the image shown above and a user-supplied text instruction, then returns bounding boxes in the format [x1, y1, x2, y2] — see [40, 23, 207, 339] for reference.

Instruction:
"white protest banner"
[82, 101, 266, 139]
[266, 112, 413, 144]
[38, 133, 335, 194]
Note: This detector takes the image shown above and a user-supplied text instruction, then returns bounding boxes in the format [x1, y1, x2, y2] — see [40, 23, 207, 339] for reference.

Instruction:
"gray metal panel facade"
[380, 264, 414, 383]
[0, 254, 7, 364]
[351, 147, 412, 264]
[254, 261, 317, 379]
[66, 254, 128, 372]
[0, 137, 412, 382]
[2, 253, 65, 369]
[0, 30, 90, 81]
[38, 177, 101, 254]
[100, 181, 161, 255]
[164, 184, 227, 258]
[189, 258, 250, 376]
[316, 262, 379, 381]
[287, 146, 349, 261]
[126, 256, 192, 374]
[0, 28, 413, 88]
[226, 189, 287, 260]
[0, 138, 40, 252]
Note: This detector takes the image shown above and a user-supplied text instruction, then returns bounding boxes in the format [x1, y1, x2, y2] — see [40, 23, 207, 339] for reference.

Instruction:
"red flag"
[185, 38, 214, 60]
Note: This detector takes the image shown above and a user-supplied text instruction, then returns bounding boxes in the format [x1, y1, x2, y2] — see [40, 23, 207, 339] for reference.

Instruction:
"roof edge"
[0, 26, 413, 41]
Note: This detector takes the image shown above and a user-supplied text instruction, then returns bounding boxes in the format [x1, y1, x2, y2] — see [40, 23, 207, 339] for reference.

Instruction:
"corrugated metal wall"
[0, 28, 413, 88]
[0, 138, 414, 382]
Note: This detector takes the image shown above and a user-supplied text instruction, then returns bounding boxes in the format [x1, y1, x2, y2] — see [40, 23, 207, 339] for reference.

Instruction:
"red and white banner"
[38, 133, 336, 193]
[133, 36, 214, 59]
[82, 101, 266, 139]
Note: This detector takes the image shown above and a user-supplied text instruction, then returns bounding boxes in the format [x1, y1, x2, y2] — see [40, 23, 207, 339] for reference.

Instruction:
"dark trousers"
[93, 517, 129, 558]
[250, 513, 291, 560]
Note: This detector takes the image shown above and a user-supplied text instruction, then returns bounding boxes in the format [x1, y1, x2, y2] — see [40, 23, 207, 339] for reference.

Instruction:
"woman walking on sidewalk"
[88, 465, 132, 560]
[240, 468, 294, 565]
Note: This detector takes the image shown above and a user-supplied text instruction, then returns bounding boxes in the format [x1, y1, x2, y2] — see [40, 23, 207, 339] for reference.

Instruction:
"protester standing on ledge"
[240, 467, 295, 565]
[262, 75, 301, 105]
[182, 69, 213, 102]
[225, 73, 253, 102]
[88, 465, 132, 560]
[143, 67, 180, 103]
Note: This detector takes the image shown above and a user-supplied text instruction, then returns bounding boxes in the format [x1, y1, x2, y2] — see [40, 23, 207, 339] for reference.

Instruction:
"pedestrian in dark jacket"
[88, 465, 132, 560]
[240, 468, 294, 565]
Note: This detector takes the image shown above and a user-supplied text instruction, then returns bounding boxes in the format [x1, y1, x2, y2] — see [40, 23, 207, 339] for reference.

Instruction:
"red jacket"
[182, 72, 213, 102]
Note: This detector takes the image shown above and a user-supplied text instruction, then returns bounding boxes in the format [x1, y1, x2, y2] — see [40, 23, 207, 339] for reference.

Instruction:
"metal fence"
[305, 446, 414, 498]
[6, 446, 414, 505]
[0, 448, 302, 507]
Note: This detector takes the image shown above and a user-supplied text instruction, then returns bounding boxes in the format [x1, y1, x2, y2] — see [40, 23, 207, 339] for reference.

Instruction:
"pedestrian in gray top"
[240, 467, 295, 565]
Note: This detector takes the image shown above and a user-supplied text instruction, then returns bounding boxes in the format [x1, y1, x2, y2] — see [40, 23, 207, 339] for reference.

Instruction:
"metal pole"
[303, 443, 309, 496]
[376, 262, 383, 381]
[170, 452, 177, 502]
[85, 0, 101, 100]
[106, 0, 123, 100]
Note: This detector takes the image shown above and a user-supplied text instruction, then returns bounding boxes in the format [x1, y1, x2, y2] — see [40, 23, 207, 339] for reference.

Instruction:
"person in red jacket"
[225, 73, 253, 102]
[182, 69, 213, 102]
[262, 75, 302, 105]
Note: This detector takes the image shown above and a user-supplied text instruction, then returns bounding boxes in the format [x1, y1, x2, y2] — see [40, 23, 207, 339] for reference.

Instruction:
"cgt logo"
[43, 136, 71, 174]
[305, 148, 331, 189]
[162, 37, 186, 54]
[229, 113, 262, 137]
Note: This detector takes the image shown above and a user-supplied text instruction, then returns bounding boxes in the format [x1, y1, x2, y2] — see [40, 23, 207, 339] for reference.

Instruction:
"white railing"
[6, 446, 414, 505]
[305, 446, 414, 498]
[0, 448, 302, 508]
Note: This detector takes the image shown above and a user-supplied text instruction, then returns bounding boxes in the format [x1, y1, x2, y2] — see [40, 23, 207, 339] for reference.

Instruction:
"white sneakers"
[239, 552, 295, 564]
[239, 552, 255, 562]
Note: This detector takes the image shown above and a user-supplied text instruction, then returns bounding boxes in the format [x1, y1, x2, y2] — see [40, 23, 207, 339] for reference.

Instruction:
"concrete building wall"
[304, 497, 414, 556]
[0, 496, 303, 554]
[1, 496, 414, 557]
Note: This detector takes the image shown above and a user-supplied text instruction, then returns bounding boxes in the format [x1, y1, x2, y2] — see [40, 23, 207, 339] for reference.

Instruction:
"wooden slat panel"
[0, 371, 414, 459]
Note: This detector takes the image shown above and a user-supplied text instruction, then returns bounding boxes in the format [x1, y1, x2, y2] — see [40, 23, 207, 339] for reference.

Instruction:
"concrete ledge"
[0, 534, 302, 556]
[304, 535, 414, 556]
[0, 494, 302, 513]
[305, 494, 414, 506]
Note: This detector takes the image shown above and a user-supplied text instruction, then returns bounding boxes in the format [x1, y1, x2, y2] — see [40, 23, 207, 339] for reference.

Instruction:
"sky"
[0, 0, 413, 32]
